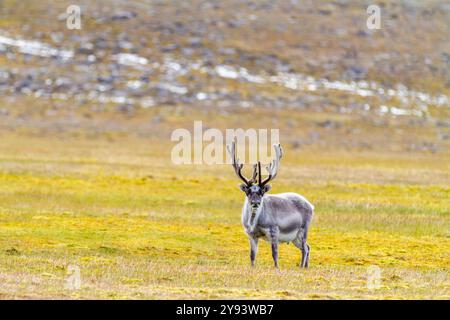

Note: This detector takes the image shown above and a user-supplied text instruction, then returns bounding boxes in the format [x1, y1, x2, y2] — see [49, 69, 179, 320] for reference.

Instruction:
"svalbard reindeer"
[227, 141, 314, 268]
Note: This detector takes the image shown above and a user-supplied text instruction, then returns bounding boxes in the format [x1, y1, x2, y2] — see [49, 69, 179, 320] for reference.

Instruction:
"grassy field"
[0, 130, 448, 299]
[0, 0, 449, 300]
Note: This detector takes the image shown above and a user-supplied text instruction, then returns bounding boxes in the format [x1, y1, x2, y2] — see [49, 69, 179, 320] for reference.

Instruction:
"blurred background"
[0, 0, 448, 152]
[0, 1, 449, 299]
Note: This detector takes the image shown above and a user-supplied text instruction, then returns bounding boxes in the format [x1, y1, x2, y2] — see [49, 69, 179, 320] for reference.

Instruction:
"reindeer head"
[227, 140, 283, 210]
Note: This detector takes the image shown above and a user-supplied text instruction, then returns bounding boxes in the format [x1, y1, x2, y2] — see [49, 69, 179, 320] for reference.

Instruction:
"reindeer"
[227, 140, 314, 268]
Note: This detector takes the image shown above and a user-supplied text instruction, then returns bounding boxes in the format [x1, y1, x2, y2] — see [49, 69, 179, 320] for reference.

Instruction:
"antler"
[259, 143, 283, 187]
[227, 139, 258, 186]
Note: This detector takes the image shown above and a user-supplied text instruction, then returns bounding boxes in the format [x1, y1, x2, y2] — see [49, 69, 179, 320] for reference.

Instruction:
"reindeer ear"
[263, 184, 272, 193]
[239, 184, 248, 192]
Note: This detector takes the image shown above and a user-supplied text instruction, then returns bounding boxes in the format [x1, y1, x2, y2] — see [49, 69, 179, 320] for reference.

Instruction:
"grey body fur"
[242, 192, 314, 268]
[227, 140, 314, 268]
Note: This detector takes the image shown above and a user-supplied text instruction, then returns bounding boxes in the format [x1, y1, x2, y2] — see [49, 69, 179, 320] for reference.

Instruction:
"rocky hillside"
[0, 0, 448, 152]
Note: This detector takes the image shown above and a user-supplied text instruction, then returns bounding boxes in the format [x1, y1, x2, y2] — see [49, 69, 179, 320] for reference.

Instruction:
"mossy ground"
[0, 0, 449, 300]
[0, 132, 448, 299]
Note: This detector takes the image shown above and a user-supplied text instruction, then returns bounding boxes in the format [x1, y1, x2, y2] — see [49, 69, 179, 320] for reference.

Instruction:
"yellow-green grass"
[0, 132, 448, 299]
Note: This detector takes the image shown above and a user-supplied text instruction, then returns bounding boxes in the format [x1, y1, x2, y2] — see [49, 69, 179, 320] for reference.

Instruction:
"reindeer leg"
[269, 227, 279, 269]
[249, 236, 259, 267]
[304, 243, 310, 268]
[294, 228, 310, 268]
[299, 240, 310, 268]
[293, 237, 304, 267]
